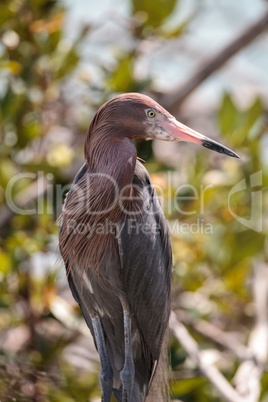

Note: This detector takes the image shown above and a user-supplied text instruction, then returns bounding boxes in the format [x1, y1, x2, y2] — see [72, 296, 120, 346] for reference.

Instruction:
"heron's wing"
[116, 160, 172, 384]
[59, 162, 95, 334]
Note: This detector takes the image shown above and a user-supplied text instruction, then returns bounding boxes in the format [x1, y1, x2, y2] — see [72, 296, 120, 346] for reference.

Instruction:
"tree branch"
[169, 311, 245, 402]
[177, 309, 253, 362]
[170, 263, 268, 402]
[161, 10, 268, 113]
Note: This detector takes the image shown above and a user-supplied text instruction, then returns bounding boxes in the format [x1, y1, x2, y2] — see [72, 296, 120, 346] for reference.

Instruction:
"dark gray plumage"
[60, 160, 172, 401]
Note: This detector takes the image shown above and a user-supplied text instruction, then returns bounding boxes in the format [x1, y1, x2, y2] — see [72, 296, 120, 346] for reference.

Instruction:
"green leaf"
[171, 377, 206, 396]
[161, 18, 188, 38]
[0, 251, 11, 275]
[218, 92, 238, 136]
[243, 97, 263, 140]
[132, 0, 177, 28]
[106, 55, 135, 92]
[0, 61, 22, 75]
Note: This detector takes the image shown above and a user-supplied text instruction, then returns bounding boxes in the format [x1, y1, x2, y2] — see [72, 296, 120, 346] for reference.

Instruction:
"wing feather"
[116, 161, 172, 385]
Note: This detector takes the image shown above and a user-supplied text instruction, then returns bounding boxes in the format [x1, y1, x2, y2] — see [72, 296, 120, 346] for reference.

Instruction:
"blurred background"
[0, 0, 268, 400]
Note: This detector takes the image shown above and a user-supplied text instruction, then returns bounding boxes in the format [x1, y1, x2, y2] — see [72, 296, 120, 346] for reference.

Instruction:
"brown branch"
[161, 10, 268, 113]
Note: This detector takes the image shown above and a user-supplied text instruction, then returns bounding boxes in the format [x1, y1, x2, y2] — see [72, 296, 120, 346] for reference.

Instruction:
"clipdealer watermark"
[4, 170, 263, 235]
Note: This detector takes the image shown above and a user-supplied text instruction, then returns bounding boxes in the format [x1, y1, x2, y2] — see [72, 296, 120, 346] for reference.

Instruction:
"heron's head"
[88, 92, 239, 158]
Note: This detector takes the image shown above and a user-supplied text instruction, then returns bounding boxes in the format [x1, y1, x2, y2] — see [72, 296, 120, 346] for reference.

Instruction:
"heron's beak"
[166, 118, 239, 158]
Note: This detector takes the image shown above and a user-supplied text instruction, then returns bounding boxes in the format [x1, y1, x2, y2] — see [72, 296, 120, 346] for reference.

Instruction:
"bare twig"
[177, 309, 252, 361]
[233, 263, 268, 401]
[169, 311, 245, 402]
[170, 263, 268, 402]
[161, 10, 268, 113]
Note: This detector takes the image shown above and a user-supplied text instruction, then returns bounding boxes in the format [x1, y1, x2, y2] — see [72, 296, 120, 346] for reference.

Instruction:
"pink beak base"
[168, 119, 239, 158]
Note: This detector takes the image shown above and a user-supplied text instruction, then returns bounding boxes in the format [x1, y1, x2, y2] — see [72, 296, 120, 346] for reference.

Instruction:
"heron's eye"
[147, 109, 156, 118]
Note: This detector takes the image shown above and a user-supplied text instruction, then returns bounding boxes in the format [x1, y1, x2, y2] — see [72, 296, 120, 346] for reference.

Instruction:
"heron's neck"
[87, 136, 137, 191]
[60, 136, 138, 273]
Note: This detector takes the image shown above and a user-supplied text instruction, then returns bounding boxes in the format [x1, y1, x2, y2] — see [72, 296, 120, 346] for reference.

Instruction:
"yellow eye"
[147, 109, 156, 118]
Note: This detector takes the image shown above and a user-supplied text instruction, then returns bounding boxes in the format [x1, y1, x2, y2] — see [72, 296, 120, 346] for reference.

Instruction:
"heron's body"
[62, 160, 172, 400]
[59, 93, 238, 401]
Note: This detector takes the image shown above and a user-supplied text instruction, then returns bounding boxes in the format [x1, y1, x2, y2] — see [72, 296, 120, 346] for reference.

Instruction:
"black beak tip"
[202, 139, 240, 159]
[231, 152, 240, 159]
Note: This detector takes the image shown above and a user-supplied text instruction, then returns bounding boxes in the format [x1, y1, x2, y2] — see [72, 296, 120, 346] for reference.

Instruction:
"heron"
[59, 93, 238, 401]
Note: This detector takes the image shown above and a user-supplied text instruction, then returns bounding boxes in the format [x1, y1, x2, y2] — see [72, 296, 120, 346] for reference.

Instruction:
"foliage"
[0, 0, 267, 400]
[168, 92, 267, 399]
